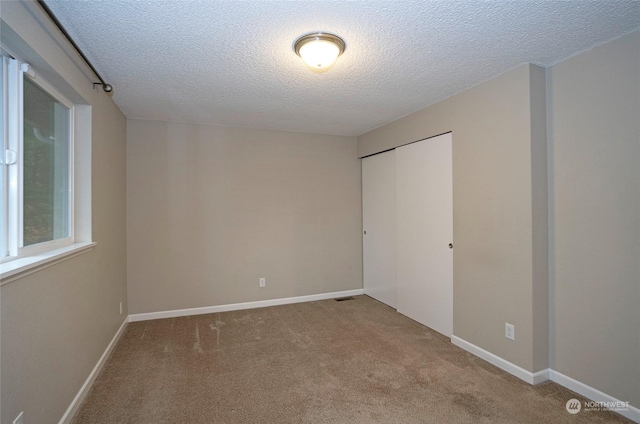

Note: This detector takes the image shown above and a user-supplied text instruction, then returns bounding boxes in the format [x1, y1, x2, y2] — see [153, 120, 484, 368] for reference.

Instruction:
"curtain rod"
[37, 0, 113, 93]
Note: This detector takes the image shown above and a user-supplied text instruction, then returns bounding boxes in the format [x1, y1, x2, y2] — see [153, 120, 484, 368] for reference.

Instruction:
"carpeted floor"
[72, 295, 630, 423]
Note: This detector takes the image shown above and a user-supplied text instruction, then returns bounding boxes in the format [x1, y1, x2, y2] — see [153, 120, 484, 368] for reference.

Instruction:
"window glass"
[22, 76, 70, 246]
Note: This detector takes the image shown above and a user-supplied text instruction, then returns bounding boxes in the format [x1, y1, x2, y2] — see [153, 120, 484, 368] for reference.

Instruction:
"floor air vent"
[335, 297, 354, 302]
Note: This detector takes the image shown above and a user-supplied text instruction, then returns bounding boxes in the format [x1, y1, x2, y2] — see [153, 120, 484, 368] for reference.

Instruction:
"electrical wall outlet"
[505, 323, 515, 340]
[120, 301, 123, 315]
[259, 277, 266, 287]
[13, 411, 24, 424]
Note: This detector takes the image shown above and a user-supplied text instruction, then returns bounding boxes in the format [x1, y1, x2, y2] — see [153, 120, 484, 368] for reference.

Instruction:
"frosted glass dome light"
[294, 33, 345, 70]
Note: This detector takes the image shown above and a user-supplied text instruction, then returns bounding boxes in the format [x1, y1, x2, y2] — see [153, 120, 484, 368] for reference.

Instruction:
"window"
[1, 53, 88, 274]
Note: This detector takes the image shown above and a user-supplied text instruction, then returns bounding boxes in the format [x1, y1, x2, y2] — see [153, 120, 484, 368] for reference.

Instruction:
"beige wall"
[358, 64, 549, 374]
[548, 31, 640, 407]
[0, 2, 127, 423]
[126, 120, 362, 314]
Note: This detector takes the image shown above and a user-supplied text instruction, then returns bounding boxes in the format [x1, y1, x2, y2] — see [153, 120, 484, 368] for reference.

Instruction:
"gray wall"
[358, 64, 549, 374]
[548, 31, 640, 407]
[0, 2, 128, 424]
[126, 120, 362, 314]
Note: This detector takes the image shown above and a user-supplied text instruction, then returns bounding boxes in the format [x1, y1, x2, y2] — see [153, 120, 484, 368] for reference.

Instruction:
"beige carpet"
[72, 296, 630, 423]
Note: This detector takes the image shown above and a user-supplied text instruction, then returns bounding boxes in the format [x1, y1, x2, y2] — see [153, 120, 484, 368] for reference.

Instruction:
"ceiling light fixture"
[294, 32, 345, 70]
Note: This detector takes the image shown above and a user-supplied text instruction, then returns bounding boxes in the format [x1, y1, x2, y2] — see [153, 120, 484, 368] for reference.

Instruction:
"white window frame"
[1, 51, 94, 283]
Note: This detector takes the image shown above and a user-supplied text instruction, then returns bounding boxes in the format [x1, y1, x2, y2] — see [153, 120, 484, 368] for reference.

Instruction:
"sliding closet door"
[362, 150, 396, 308]
[396, 133, 453, 336]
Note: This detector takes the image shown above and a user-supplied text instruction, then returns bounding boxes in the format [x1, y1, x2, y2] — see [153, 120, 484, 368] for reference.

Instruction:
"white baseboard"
[59, 317, 129, 424]
[451, 336, 639, 423]
[530, 368, 550, 385]
[549, 370, 640, 423]
[128, 289, 365, 322]
[451, 335, 550, 385]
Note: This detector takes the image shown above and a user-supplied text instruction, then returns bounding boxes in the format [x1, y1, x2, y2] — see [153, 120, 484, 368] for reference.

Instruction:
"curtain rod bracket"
[93, 82, 113, 93]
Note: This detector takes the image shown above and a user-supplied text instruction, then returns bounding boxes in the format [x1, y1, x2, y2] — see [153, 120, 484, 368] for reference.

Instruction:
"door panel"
[396, 133, 453, 336]
[362, 150, 396, 308]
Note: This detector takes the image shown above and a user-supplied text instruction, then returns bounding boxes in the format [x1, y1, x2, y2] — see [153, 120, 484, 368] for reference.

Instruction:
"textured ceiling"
[45, 0, 639, 136]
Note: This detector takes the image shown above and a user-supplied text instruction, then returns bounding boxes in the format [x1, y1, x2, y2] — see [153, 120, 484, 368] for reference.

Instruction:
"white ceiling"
[45, 0, 639, 137]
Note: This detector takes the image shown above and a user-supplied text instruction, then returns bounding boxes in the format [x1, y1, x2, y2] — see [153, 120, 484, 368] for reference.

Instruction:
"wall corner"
[528, 63, 550, 372]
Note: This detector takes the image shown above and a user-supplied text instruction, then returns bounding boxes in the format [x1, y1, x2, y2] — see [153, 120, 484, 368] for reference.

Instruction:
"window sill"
[0, 242, 96, 286]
